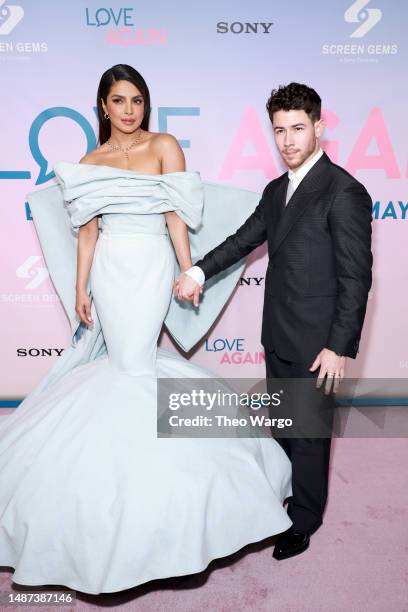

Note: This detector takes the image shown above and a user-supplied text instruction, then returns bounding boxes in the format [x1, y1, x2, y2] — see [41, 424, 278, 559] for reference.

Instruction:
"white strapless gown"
[0, 163, 292, 595]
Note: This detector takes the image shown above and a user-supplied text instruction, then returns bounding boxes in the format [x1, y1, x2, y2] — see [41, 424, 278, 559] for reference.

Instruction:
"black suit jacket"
[195, 152, 373, 363]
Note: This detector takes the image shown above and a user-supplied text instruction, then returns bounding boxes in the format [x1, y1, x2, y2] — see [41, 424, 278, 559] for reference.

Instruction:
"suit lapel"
[269, 152, 331, 257]
[273, 176, 288, 221]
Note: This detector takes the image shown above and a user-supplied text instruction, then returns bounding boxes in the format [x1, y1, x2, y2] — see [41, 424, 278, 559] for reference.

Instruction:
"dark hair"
[96, 64, 151, 144]
[266, 82, 321, 123]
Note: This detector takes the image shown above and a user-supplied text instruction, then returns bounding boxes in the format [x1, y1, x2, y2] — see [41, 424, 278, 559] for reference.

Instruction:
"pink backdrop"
[0, 1, 406, 402]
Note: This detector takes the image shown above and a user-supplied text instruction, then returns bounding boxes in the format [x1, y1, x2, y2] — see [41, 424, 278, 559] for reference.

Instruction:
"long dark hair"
[96, 64, 151, 144]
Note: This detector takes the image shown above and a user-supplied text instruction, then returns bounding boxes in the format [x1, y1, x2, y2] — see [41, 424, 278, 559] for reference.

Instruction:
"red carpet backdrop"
[0, 0, 406, 401]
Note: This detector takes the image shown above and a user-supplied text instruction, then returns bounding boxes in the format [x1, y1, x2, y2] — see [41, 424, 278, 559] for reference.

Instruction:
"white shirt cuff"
[185, 266, 205, 286]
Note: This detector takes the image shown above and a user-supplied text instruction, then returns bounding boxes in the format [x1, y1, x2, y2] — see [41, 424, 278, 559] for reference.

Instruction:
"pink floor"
[1, 438, 408, 612]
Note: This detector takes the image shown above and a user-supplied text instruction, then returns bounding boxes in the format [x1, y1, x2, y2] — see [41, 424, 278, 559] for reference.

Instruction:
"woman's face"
[102, 79, 145, 133]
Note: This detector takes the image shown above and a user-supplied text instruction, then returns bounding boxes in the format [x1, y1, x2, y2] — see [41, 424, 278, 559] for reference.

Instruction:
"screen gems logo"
[0, 256, 59, 305]
[345, 0, 382, 38]
[0, 1, 48, 57]
[0, 0, 23, 35]
[16, 256, 49, 289]
[322, 0, 397, 61]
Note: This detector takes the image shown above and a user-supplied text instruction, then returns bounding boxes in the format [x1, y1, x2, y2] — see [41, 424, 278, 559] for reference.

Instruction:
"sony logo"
[239, 277, 265, 286]
[17, 348, 64, 357]
[216, 22, 274, 34]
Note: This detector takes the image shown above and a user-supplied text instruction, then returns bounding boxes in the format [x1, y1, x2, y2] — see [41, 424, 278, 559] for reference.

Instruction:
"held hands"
[173, 272, 203, 307]
[309, 348, 346, 394]
[75, 288, 93, 327]
[173, 275, 346, 393]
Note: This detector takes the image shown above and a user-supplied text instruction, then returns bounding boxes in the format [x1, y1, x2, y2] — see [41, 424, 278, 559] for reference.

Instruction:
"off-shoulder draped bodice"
[27, 163, 260, 353]
[53, 162, 204, 234]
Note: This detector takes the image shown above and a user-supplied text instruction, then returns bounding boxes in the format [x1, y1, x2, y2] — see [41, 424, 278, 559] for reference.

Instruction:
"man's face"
[272, 109, 323, 170]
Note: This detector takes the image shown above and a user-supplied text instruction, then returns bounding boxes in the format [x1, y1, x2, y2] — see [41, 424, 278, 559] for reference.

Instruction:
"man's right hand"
[174, 273, 202, 307]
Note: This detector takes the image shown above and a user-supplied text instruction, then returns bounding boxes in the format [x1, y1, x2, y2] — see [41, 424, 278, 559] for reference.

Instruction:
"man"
[175, 83, 372, 560]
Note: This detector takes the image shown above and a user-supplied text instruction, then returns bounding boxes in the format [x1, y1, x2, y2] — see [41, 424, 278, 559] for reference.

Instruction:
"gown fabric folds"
[0, 163, 292, 594]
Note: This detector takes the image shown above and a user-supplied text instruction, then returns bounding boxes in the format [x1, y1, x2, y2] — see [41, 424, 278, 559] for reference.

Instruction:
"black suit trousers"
[265, 349, 334, 536]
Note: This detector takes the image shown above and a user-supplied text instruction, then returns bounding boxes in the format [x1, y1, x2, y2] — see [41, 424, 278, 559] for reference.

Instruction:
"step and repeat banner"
[0, 1, 406, 400]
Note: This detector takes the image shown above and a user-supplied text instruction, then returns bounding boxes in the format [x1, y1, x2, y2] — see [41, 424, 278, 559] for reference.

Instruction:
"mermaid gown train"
[0, 163, 292, 595]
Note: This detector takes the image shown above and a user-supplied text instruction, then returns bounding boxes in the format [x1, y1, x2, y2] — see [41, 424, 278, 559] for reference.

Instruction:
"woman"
[0, 65, 292, 594]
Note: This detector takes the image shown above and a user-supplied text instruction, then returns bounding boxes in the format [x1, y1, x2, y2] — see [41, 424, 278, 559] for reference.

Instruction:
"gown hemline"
[1, 514, 291, 595]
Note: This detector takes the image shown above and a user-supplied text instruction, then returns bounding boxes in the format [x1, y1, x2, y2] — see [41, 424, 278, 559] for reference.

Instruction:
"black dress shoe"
[272, 527, 310, 560]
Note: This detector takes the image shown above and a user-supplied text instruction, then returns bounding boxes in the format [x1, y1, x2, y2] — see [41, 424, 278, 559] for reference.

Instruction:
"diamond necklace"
[106, 128, 143, 161]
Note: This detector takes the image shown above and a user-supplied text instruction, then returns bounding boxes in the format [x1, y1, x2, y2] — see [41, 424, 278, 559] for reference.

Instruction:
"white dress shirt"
[185, 148, 324, 287]
[286, 147, 323, 201]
